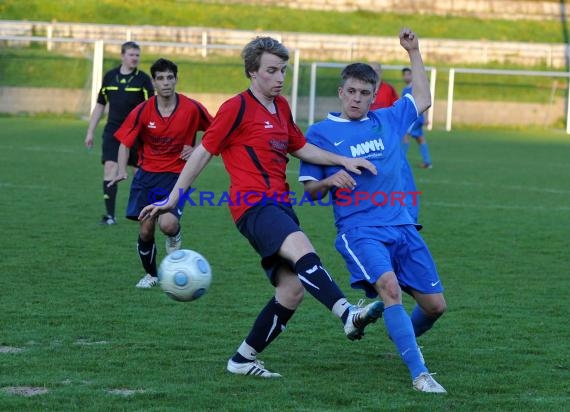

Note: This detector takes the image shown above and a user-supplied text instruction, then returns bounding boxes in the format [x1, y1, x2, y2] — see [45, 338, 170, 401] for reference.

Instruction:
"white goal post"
[308, 62, 437, 128]
[446, 67, 570, 134]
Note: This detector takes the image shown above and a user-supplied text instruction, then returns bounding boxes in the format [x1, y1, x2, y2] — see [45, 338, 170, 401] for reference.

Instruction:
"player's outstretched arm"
[107, 144, 130, 187]
[85, 103, 105, 149]
[292, 143, 377, 176]
[138, 143, 212, 220]
[303, 170, 356, 200]
[400, 28, 431, 114]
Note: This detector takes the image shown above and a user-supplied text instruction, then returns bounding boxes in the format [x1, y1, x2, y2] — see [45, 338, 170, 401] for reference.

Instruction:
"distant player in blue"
[401, 67, 432, 168]
[299, 29, 447, 393]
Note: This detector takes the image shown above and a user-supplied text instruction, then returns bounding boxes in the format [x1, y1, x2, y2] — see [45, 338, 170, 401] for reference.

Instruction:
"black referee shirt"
[97, 66, 154, 135]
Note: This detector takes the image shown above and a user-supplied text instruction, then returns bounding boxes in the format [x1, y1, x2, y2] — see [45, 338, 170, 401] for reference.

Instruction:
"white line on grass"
[0, 145, 78, 154]
[417, 178, 570, 195]
[425, 201, 570, 212]
[0, 182, 51, 190]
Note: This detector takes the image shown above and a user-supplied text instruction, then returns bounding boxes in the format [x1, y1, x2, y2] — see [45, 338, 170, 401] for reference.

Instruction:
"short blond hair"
[241, 37, 289, 78]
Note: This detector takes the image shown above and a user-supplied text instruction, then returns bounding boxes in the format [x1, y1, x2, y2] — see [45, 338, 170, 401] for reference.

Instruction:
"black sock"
[137, 236, 157, 276]
[295, 252, 345, 311]
[232, 297, 295, 362]
[103, 180, 118, 217]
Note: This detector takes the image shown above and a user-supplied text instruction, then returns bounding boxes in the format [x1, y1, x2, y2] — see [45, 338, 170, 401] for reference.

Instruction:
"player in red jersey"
[139, 38, 384, 378]
[370, 63, 399, 110]
[110, 58, 213, 288]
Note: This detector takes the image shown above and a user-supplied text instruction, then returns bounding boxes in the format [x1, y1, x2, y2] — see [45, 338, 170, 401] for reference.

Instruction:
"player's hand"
[341, 157, 377, 176]
[325, 170, 357, 190]
[139, 198, 176, 221]
[85, 133, 94, 149]
[180, 145, 194, 161]
[107, 171, 128, 187]
[399, 27, 419, 52]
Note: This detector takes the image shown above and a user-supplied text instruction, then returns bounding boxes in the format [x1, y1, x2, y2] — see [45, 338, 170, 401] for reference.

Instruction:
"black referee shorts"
[101, 131, 138, 167]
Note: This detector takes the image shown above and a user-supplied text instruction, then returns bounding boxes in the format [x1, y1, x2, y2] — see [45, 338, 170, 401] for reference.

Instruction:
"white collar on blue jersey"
[327, 112, 370, 122]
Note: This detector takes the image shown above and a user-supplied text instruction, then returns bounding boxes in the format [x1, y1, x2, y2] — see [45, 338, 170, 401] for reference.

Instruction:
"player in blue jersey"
[401, 67, 432, 168]
[298, 28, 447, 393]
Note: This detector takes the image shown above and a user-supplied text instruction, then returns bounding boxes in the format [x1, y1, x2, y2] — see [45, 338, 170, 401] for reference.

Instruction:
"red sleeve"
[195, 100, 214, 132]
[391, 85, 400, 105]
[114, 100, 147, 148]
[287, 113, 306, 153]
[184, 99, 215, 146]
[201, 95, 244, 156]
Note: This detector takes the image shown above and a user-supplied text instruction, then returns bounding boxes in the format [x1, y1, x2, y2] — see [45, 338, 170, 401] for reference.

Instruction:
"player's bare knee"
[430, 299, 447, 317]
[376, 272, 401, 303]
[103, 161, 117, 180]
[276, 282, 304, 309]
[279, 231, 315, 263]
[139, 220, 155, 241]
[423, 297, 447, 318]
[159, 217, 179, 236]
[287, 283, 304, 306]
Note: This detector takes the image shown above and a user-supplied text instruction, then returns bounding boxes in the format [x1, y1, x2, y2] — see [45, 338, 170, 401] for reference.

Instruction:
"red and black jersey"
[115, 93, 213, 173]
[370, 81, 399, 110]
[202, 90, 306, 222]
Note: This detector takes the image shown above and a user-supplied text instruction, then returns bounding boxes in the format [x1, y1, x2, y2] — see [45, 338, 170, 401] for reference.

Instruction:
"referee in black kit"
[85, 41, 154, 225]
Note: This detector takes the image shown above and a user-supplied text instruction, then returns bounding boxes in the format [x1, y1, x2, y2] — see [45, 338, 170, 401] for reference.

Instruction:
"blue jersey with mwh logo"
[299, 94, 419, 233]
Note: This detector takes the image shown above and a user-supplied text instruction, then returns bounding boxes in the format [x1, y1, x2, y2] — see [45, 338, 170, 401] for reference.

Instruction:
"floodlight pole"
[291, 49, 300, 122]
[566, 81, 570, 134]
[446, 68, 455, 132]
[308, 62, 317, 125]
[428, 68, 437, 131]
[90, 40, 104, 115]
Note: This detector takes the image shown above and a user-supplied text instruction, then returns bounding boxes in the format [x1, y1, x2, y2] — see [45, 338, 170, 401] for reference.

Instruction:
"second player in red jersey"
[116, 90, 211, 174]
[110, 58, 213, 289]
[370, 63, 399, 110]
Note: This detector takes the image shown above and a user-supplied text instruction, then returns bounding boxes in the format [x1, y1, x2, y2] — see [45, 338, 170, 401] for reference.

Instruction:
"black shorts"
[236, 202, 302, 286]
[101, 131, 138, 167]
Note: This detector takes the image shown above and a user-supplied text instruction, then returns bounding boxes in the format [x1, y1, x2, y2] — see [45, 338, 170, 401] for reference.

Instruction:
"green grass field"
[0, 0, 566, 43]
[0, 118, 569, 410]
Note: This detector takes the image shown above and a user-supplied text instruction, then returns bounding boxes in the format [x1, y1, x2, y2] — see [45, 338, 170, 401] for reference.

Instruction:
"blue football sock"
[402, 141, 411, 154]
[233, 297, 295, 362]
[419, 142, 432, 165]
[384, 304, 427, 379]
[411, 304, 437, 337]
[295, 253, 345, 311]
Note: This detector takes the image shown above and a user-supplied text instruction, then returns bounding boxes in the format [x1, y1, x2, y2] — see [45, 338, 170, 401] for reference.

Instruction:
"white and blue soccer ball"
[158, 249, 212, 302]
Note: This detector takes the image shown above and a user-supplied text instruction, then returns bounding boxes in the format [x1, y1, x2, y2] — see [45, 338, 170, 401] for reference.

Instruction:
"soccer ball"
[158, 249, 212, 302]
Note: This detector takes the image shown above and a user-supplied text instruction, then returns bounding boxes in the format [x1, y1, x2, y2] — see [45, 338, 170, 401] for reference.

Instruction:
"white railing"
[0, 35, 300, 119]
[1, 20, 567, 68]
[446, 67, 570, 134]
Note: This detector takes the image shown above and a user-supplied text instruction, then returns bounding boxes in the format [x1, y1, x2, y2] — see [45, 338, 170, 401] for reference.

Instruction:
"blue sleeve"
[299, 160, 326, 182]
[299, 126, 326, 182]
[385, 94, 419, 138]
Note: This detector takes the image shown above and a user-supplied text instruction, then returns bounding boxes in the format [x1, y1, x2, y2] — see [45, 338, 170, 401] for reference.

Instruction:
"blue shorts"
[236, 202, 301, 286]
[126, 169, 185, 221]
[407, 122, 424, 138]
[335, 225, 443, 298]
